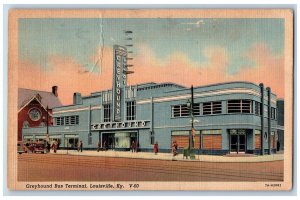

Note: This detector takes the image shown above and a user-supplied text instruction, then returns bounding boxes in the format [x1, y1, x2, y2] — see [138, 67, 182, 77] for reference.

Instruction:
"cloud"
[18, 43, 284, 105]
[18, 46, 114, 104]
[230, 43, 284, 97]
[181, 20, 205, 28]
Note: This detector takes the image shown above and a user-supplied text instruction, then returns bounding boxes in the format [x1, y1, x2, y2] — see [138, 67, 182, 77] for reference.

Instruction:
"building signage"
[91, 120, 150, 131]
[112, 45, 127, 122]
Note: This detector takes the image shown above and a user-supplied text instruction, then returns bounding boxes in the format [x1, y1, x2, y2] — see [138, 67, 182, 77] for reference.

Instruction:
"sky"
[18, 18, 285, 104]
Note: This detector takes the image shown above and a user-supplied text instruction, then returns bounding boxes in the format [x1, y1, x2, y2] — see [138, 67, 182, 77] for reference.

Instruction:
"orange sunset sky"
[18, 18, 284, 105]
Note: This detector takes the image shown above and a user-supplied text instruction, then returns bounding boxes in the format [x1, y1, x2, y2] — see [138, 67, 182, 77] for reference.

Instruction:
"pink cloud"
[229, 43, 284, 98]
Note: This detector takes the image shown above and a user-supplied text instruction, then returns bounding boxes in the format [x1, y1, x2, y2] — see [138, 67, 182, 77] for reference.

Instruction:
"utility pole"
[187, 85, 194, 150]
[191, 85, 194, 150]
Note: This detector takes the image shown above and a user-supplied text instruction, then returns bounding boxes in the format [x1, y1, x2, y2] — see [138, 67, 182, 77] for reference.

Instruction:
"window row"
[172, 100, 277, 118]
[172, 101, 222, 117]
[172, 103, 201, 117]
[103, 101, 136, 122]
[55, 115, 79, 126]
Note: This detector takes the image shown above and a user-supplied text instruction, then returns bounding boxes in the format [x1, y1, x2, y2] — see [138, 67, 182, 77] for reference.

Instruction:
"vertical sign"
[112, 45, 127, 122]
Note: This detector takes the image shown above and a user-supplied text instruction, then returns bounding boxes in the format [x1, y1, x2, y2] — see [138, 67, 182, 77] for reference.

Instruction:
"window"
[172, 104, 189, 117]
[55, 117, 64, 126]
[271, 107, 276, 119]
[71, 116, 79, 125]
[102, 91, 112, 102]
[126, 87, 136, 99]
[55, 116, 79, 126]
[103, 104, 111, 122]
[255, 101, 262, 115]
[65, 116, 70, 125]
[227, 99, 252, 114]
[171, 103, 201, 117]
[126, 101, 136, 120]
[192, 103, 200, 116]
[23, 121, 29, 128]
[203, 101, 222, 115]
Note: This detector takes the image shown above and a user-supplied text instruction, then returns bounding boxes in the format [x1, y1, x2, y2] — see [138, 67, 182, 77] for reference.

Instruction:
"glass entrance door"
[239, 134, 246, 152]
[101, 133, 115, 149]
[230, 130, 246, 153]
[230, 135, 238, 152]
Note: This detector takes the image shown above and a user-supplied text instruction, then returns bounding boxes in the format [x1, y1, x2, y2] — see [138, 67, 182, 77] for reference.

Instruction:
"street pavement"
[51, 149, 284, 163]
[18, 153, 284, 182]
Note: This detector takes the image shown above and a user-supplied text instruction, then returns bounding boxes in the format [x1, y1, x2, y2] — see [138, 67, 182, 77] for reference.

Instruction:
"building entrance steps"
[49, 149, 284, 163]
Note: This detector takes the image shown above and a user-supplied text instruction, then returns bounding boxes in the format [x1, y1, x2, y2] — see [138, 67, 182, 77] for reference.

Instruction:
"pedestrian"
[277, 140, 280, 151]
[174, 141, 178, 152]
[172, 141, 178, 156]
[77, 140, 81, 152]
[131, 140, 135, 153]
[103, 140, 107, 151]
[57, 140, 60, 150]
[154, 142, 158, 155]
[97, 141, 101, 152]
[51, 140, 58, 153]
[135, 141, 139, 153]
[80, 140, 83, 152]
[47, 142, 51, 153]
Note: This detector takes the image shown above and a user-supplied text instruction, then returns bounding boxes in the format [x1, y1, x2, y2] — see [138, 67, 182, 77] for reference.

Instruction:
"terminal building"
[22, 45, 281, 155]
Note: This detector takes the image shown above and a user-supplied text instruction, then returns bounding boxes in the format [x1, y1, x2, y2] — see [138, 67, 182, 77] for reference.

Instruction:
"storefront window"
[64, 134, 79, 148]
[114, 132, 131, 148]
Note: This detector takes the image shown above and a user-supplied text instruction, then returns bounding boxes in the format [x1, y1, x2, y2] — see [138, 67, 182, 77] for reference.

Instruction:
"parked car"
[28, 142, 47, 154]
[17, 141, 26, 154]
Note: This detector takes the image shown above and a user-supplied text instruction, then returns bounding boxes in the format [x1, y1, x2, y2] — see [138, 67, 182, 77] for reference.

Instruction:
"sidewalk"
[51, 149, 284, 163]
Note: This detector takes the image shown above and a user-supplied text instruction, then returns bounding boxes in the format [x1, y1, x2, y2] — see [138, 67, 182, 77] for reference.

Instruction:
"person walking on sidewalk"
[97, 141, 101, 152]
[135, 141, 139, 153]
[103, 140, 107, 151]
[80, 140, 83, 152]
[77, 140, 80, 152]
[131, 140, 135, 153]
[51, 140, 58, 153]
[77, 140, 83, 152]
[172, 141, 178, 156]
[154, 142, 158, 155]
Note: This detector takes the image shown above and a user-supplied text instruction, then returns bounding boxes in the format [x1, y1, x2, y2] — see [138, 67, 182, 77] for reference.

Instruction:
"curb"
[48, 150, 284, 163]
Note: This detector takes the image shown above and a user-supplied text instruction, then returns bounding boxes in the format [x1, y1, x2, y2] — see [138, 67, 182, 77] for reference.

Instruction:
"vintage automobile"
[28, 141, 48, 154]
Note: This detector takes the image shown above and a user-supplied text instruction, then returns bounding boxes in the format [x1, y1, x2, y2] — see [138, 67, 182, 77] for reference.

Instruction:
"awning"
[49, 135, 62, 138]
[172, 130, 200, 136]
[35, 135, 46, 139]
[64, 134, 79, 138]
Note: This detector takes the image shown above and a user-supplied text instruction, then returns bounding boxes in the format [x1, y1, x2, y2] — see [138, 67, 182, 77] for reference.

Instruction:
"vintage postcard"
[7, 9, 293, 191]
